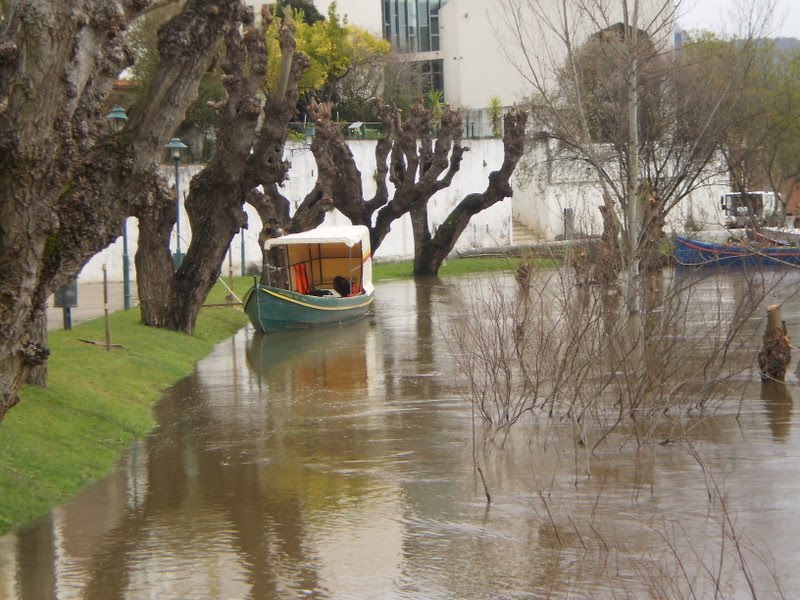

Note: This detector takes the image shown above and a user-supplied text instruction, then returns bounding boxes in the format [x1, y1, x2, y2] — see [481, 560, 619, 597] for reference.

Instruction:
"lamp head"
[105, 106, 128, 133]
[165, 137, 188, 161]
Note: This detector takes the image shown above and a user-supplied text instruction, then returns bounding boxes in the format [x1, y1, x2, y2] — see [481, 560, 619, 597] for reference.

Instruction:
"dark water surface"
[3, 272, 800, 599]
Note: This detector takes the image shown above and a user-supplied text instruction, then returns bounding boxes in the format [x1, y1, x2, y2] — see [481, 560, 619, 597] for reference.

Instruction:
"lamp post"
[105, 106, 131, 310]
[241, 227, 246, 276]
[165, 137, 188, 268]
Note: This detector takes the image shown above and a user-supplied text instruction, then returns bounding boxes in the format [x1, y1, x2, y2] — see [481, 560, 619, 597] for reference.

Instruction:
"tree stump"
[758, 304, 791, 381]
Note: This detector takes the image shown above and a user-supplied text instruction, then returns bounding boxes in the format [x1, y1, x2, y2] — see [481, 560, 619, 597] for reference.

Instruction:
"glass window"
[383, 0, 450, 54]
[408, 0, 418, 52]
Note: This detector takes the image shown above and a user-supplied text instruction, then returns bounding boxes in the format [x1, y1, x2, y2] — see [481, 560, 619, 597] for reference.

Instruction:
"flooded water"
[3, 271, 800, 598]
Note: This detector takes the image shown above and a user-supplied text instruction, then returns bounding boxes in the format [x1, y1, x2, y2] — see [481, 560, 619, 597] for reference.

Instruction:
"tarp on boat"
[264, 225, 373, 295]
[264, 225, 371, 250]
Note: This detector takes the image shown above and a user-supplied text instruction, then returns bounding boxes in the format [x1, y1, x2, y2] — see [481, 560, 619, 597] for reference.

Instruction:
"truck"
[720, 191, 780, 228]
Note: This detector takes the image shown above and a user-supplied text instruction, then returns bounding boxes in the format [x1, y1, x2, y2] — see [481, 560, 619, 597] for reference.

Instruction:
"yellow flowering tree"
[265, 4, 389, 98]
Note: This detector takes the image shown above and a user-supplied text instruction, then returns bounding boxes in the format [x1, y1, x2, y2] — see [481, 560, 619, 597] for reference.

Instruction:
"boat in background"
[674, 235, 800, 267]
[244, 225, 375, 333]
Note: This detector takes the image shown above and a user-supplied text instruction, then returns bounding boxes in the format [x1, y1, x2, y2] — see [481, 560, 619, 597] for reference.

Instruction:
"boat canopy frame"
[263, 225, 374, 296]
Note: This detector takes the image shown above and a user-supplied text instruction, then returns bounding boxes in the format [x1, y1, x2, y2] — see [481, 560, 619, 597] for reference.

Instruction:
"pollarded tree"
[126, 2, 226, 158]
[304, 98, 528, 277]
[135, 7, 312, 331]
[0, 0, 250, 421]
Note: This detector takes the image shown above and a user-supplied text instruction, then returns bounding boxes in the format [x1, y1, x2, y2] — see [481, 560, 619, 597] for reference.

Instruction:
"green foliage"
[488, 96, 503, 138]
[375, 55, 423, 115]
[425, 88, 444, 125]
[275, 0, 324, 24]
[680, 33, 800, 191]
[266, 4, 389, 96]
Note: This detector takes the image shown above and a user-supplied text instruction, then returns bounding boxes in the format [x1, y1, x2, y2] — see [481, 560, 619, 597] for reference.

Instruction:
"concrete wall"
[438, 0, 672, 111]
[512, 140, 730, 240]
[440, 0, 534, 108]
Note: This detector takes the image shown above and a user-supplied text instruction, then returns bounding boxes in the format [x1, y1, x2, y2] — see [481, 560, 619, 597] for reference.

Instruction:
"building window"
[382, 0, 448, 53]
[421, 59, 444, 94]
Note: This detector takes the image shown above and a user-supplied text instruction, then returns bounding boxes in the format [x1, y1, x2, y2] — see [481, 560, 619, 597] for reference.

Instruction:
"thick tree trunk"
[410, 204, 433, 275]
[135, 183, 178, 328]
[0, 0, 247, 420]
[595, 201, 622, 286]
[415, 109, 528, 276]
[137, 9, 313, 334]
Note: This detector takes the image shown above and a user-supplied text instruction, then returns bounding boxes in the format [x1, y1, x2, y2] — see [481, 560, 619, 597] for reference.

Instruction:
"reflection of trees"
[377, 279, 453, 404]
[761, 380, 794, 441]
[77, 374, 322, 598]
[15, 520, 57, 599]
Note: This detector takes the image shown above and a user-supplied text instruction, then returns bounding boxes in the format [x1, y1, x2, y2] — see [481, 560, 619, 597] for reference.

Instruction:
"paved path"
[47, 282, 135, 331]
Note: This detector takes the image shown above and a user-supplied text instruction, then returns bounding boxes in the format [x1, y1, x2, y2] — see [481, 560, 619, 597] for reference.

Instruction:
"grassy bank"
[0, 256, 538, 534]
[0, 280, 252, 534]
[373, 255, 554, 280]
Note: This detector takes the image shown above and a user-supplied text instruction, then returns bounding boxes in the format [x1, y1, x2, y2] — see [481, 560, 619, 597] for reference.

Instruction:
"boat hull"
[243, 284, 374, 333]
[674, 236, 800, 267]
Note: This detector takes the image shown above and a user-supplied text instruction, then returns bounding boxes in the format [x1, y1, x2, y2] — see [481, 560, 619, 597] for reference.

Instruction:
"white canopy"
[264, 225, 371, 252]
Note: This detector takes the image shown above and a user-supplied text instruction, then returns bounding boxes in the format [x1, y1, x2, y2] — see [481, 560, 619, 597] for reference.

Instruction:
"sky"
[678, 0, 800, 38]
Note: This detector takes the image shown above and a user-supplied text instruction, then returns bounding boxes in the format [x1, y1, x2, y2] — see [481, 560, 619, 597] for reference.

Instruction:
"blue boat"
[243, 225, 375, 333]
[674, 235, 800, 267]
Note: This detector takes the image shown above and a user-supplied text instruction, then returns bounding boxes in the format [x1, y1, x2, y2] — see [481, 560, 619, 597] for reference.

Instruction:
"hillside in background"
[773, 37, 800, 53]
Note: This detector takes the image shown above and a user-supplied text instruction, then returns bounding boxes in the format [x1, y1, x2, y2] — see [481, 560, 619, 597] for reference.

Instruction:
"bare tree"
[499, 0, 775, 310]
[0, 0, 249, 421]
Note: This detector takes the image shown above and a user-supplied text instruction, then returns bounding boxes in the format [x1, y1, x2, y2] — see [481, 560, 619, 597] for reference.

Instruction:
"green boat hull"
[243, 284, 374, 333]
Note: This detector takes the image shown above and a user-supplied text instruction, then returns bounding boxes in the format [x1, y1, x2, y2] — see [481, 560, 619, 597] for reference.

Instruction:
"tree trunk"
[136, 10, 312, 334]
[410, 204, 432, 275]
[0, 0, 248, 420]
[135, 184, 179, 328]
[415, 109, 528, 276]
[25, 311, 48, 388]
[623, 1, 642, 314]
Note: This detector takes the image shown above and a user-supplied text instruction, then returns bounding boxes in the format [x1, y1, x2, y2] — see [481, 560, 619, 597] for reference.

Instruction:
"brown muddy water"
[2, 271, 800, 599]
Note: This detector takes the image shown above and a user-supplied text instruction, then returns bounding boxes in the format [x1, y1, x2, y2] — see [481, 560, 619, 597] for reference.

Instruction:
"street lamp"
[165, 137, 188, 268]
[105, 106, 131, 310]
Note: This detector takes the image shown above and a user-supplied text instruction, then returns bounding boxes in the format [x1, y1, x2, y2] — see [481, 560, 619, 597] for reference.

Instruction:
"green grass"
[0, 257, 547, 533]
[0, 285, 248, 534]
[373, 255, 555, 280]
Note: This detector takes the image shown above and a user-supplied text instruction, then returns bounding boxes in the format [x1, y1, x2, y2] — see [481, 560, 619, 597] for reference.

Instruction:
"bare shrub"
[445, 260, 796, 597]
[448, 263, 791, 445]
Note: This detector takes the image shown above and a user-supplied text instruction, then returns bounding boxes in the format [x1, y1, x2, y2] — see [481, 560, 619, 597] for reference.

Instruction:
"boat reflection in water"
[245, 318, 377, 398]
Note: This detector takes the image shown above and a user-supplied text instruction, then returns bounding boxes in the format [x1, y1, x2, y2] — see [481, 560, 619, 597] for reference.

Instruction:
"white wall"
[440, 0, 674, 111]
[76, 139, 513, 283]
[512, 139, 730, 240]
[439, 0, 532, 109]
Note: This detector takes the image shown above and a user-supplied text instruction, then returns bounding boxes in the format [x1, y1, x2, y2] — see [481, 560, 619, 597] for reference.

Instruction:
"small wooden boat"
[674, 235, 800, 267]
[244, 225, 375, 333]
